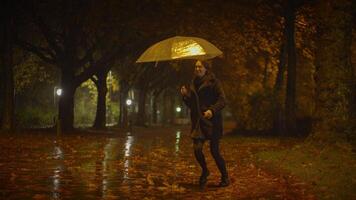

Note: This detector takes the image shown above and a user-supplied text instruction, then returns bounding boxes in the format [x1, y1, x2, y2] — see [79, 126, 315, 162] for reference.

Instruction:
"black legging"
[193, 139, 228, 177]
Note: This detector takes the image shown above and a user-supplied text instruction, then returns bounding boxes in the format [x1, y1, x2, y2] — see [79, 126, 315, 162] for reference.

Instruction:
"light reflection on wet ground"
[0, 126, 190, 199]
[0, 122, 311, 199]
[175, 131, 181, 154]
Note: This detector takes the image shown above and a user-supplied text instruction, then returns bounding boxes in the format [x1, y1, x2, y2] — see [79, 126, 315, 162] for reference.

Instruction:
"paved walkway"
[0, 125, 315, 199]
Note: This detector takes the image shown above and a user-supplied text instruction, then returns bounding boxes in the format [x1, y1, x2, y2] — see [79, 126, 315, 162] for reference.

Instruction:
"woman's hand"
[180, 86, 188, 96]
[203, 110, 213, 119]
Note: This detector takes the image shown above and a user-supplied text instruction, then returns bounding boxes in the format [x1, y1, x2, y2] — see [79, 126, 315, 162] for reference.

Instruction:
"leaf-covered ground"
[255, 140, 356, 200]
[0, 126, 316, 199]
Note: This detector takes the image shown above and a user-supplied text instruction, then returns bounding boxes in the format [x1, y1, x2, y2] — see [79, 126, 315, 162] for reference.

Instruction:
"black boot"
[218, 175, 230, 187]
[199, 170, 210, 188]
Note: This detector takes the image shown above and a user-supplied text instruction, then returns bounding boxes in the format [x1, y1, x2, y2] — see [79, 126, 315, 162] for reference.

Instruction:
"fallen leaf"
[147, 174, 155, 186]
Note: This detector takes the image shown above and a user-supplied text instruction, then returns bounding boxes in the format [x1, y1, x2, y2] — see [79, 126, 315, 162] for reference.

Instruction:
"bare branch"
[29, 2, 63, 55]
[16, 39, 56, 65]
[77, 44, 96, 68]
[74, 47, 119, 87]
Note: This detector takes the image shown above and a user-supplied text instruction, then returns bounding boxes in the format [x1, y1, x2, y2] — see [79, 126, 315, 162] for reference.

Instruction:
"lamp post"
[107, 71, 113, 125]
[54, 86, 62, 135]
[175, 106, 182, 125]
[126, 99, 133, 131]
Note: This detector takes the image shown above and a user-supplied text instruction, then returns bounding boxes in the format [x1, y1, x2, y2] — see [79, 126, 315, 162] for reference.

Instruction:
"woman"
[180, 60, 230, 188]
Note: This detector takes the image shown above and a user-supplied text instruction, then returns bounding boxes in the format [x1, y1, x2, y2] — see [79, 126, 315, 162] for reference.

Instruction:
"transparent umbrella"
[136, 36, 222, 63]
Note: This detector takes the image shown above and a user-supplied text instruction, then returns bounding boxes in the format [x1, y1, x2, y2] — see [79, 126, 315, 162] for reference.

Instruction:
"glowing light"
[126, 99, 132, 106]
[52, 166, 62, 200]
[102, 138, 120, 198]
[176, 107, 182, 113]
[56, 88, 62, 96]
[52, 142, 63, 200]
[53, 141, 63, 160]
[175, 131, 181, 154]
[123, 134, 134, 180]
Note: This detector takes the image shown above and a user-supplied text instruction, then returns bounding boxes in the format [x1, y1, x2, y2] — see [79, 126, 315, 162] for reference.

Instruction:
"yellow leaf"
[147, 174, 155, 186]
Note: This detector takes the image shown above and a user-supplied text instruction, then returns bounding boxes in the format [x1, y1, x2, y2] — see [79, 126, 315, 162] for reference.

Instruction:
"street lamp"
[126, 99, 133, 131]
[56, 88, 62, 96]
[53, 86, 62, 105]
[175, 106, 182, 124]
[107, 70, 113, 125]
[176, 106, 182, 113]
[54, 86, 62, 135]
[126, 99, 132, 106]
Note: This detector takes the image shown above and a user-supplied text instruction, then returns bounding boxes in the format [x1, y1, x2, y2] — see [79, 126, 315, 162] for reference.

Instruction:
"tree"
[273, 38, 287, 135]
[0, 0, 16, 132]
[16, 0, 124, 131]
[92, 70, 109, 129]
[135, 64, 170, 126]
[284, 0, 298, 135]
[310, 0, 354, 145]
[87, 46, 120, 130]
[113, 55, 146, 128]
[112, 0, 183, 127]
[14, 54, 58, 128]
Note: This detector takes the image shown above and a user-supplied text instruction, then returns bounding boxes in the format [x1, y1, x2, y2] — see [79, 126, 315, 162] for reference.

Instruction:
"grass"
[254, 141, 356, 200]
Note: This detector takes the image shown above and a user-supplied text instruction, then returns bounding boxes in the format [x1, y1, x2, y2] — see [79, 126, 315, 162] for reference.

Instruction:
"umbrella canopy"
[136, 36, 222, 63]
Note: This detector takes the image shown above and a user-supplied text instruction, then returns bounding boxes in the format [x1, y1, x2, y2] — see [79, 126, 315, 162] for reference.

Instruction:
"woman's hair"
[197, 59, 212, 70]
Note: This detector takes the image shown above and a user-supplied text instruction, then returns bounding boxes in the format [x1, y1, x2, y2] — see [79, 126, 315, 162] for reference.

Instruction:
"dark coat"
[182, 71, 226, 140]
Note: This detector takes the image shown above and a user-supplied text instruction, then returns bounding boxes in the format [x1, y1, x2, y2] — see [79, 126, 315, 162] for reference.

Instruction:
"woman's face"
[194, 60, 207, 77]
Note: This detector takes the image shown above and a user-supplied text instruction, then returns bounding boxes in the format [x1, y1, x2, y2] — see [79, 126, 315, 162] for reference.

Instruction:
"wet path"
[0, 126, 314, 199]
[0, 127, 191, 199]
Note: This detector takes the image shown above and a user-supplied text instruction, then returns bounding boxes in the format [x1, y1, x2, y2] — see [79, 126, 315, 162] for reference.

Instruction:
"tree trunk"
[1, 4, 15, 132]
[162, 90, 175, 125]
[152, 89, 164, 125]
[0, 63, 3, 126]
[119, 80, 129, 128]
[285, 0, 297, 135]
[262, 54, 269, 89]
[136, 88, 147, 126]
[310, 0, 354, 144]
[1, 52, 14, 132]
[273, 41, 287, 135]
[170, 95, 176, 124]
[58, 68, 76, 132]
[93, 72, 108, 129]
[162, 90, 171, 124]
[152, 95, 158, 124]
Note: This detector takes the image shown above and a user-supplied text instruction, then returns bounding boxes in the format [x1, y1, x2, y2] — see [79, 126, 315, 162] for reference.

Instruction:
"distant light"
[56, 88, 62, 96]
[176, 107, 181, 113]
[107, 70, 113, 85]
[126, 99, 132, 106]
